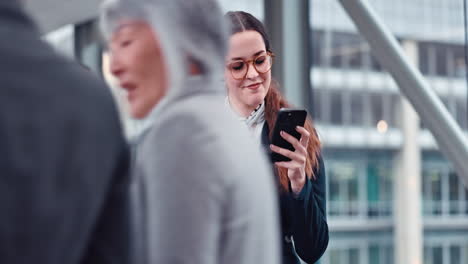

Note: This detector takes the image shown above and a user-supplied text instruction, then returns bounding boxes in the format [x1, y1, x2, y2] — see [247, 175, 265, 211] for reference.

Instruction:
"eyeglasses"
[227, 52, 275, 80]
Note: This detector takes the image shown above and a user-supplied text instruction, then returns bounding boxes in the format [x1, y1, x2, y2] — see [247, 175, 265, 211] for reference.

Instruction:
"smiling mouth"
[245, 83, 262, 89]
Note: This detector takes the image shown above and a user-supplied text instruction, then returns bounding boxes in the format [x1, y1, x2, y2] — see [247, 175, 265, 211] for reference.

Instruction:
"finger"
[296, 126, 310, 148]
[295, 144, 308, 156]
[275, 161, 302, 170]
[270, 144, 305, 163]
[280, 131, 302, 151]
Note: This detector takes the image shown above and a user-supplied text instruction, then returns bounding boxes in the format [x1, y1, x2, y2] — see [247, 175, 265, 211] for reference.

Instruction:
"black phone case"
[270, 109, 308, 162]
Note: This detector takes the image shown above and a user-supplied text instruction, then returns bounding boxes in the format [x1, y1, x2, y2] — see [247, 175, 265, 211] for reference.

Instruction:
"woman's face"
[109, 20, 168, 119]
[225, 30, 272, 116]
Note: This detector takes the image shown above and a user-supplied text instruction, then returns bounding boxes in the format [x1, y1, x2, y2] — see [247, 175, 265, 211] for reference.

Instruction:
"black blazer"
[261, 123, 329, 264]
[0, 1, 131, 263]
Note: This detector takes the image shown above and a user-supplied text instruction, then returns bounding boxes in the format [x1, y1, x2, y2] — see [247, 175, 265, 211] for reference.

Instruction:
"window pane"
[367, 157, 393, 217]
[465, 188, 468, 214]
[450, 245, 460, 264]
[385, 246, 394, 264]
[370, 93, 384, 127]
[435, 44, 448, 76]
[349, 248, 360, 264]
[424, 246, 432, 264]
[328, 161, 360, 216]
[367, 164, 380, 217]
[453, 47, 466, 78]
[464, 244, 468, 264]
[330, 91, 344, 125]
[419, 42, 430, 75]
[456, 99, 467, 130]
[330, 32, 345, 68]
[350, 93, 364, 125]
[369, 245, 380, 264]
[449, 172, 459, 201]
[449, 171, 460, 215]
[371, 54, 383, 71]
[433, 247, 443, 264]
[313, 89, 324, 122]
[423, 167, 443, 215]
[312, 30, 324, 66]
[329, 249, 341, 264]
[388, 94, 399, 128]
[329, 163, 344, 216]
[329, 171, 340, 202]
[330, 32, 362, 69]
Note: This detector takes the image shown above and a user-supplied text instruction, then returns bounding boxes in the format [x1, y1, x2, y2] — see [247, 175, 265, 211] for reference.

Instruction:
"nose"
[109, 53, 124, 78]
[245, 62, 259, 79]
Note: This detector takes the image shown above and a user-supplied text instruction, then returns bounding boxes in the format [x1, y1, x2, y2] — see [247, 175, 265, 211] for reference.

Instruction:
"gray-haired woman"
[100, 0, 280, 263]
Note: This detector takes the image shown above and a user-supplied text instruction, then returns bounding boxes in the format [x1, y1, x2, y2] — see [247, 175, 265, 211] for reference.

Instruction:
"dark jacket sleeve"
[290, 155, 329, 263]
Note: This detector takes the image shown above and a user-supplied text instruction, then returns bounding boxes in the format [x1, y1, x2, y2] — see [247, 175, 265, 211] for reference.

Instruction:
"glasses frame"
[227, 51, 275, 80]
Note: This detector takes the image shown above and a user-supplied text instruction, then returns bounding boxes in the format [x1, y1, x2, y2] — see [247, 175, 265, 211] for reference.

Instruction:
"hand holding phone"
[270, 108, 307, 162]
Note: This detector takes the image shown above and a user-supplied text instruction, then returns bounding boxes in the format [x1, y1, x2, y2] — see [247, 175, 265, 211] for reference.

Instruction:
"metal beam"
[338, 0, 468, 183]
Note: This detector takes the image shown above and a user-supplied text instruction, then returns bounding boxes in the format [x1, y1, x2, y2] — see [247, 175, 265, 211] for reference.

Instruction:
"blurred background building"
[37, 0, 468, 263]
[310, 1, 468, 264]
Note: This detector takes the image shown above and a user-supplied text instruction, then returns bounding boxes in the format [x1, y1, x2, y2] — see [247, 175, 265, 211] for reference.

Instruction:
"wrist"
[290, 177, 306, 194]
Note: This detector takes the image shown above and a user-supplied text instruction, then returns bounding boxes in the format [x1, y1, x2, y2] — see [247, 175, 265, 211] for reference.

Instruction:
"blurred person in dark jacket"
[0, 0, 131, 263]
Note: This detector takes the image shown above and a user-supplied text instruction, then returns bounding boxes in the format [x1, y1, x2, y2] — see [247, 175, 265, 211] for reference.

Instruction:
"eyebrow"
[114, 20, 147, 36]
[115, 23, 135, 34]
[231, 50, 266, 61]
[111, 23, 139, 44]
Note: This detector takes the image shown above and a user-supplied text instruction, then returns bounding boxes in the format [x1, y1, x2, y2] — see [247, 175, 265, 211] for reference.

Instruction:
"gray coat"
[0, 1, 131, 263]
[134, 77, 280, 264]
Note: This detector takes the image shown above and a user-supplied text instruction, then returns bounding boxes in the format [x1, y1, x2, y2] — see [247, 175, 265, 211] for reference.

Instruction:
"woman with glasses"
[224, 11, 329, 264]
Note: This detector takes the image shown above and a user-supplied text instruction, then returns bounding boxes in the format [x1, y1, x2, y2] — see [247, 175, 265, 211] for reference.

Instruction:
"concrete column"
[265, 0, 312, 112]
[393, 40, 423, 264]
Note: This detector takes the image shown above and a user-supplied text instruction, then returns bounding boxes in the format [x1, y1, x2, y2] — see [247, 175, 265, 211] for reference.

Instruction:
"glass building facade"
[311, 1, 468, 264]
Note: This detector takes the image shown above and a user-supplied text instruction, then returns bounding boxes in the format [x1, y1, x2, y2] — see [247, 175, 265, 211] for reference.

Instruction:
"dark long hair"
[225, 11, 321, 191]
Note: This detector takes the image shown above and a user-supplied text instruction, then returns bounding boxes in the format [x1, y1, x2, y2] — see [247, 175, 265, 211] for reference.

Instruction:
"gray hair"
[100, 0, 228, 97]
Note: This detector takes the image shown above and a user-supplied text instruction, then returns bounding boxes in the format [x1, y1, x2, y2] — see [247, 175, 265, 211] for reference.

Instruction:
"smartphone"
[270, 108, 308, 162]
